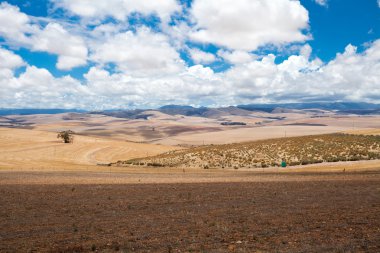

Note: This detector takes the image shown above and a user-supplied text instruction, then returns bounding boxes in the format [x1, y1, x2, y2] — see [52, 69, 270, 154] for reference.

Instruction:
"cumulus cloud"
[0, 47, 25, 69]
[0, 65, 89, 109]
[91, 27, 184, 76]
[0, 47, 25, 85]
[217, 50, 256, 64]
[31, 23, 88, 70]
[223, 40, 380, 103]
[52, 0, 181, 23]
[0, 1, 379, 109]
[188, 48, 216, 64]
[2, 39, 380, 109]
[189, 0, 310, 51]
[0, 2, 36, 43]
[82, 64, 223, 109]
[0, 3, 87, 70]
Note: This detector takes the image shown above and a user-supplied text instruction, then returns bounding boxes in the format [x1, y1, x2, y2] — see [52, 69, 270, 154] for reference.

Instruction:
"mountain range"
[1, 102, 380, 117]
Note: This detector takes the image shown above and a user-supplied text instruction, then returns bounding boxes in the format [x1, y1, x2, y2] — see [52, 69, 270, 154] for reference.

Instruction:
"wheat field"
[0, 128, 176, 170]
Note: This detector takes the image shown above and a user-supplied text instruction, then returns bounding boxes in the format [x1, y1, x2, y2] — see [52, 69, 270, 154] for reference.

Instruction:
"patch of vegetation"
[220, 122, 247, 126]
[113, 134, 380, 169]
[57, 130, 75, 143]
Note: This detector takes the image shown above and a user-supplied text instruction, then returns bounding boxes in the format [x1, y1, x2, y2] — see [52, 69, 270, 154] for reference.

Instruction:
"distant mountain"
[89, 109, 146, 119]
[0, 109, 86, 116]
[159, 105, 194, 110]
[237, 102, 380, 112]
[2, 102, 379, 117]
[158, 105, 210, 117]
[218, 106, 255, 116]
[338, 109, 380, 115]
[158, 105, 254, 118]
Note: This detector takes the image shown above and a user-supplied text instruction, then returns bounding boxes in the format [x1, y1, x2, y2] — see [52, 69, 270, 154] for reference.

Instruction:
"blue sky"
[0, 0, 379, 109]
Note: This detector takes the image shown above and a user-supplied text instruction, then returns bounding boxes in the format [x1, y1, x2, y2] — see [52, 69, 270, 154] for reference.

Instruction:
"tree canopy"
[57, 130, 75, 143]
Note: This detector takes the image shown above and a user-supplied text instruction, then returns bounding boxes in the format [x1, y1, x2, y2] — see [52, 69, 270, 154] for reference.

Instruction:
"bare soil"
[1, 171, 380, 252]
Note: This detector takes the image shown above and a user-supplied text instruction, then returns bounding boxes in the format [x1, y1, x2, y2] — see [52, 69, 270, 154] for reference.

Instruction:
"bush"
[289, 161, 301, 166]
[148, 162, 164, 167]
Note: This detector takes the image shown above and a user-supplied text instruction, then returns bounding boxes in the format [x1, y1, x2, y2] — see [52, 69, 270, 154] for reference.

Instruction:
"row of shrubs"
[113, 160, 164, 167]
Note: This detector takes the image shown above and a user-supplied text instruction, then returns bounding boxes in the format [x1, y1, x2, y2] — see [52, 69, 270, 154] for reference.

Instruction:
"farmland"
[0, 111, 379, 252]
[1, 170, 380, 252]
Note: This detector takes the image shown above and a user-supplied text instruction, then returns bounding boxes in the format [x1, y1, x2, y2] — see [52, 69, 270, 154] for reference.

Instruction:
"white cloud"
[314, 0, 328, 7]
[1, 1, 380, 109]
[378, 0, 380, 8]
[31, 23, 88, 70]
[223, 40, 380, 103]
[189, 0, 309, 51]
[217, 50, 256, 64]
[1, 40, 380, 109]
[0, 47, 25, 85]
[0, 65, 89, 109]
[82, 64, 224, 109]
[189, 48, 216, 64]
[300, 44, 312, 59]
[104, 39, 379, 104]
[0, 47, 25, 69]
[91, 27, 184, 76]
[0, 3, 87, 70]
[52, 0, 181, 22]
[0, 2, 36, 43]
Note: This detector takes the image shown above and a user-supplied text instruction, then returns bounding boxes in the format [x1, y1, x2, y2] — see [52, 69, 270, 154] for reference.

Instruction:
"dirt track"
[1, 171, 379, 252]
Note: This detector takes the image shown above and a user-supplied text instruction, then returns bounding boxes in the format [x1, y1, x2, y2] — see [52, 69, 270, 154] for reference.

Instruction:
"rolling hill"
[117, 134, 380, 169]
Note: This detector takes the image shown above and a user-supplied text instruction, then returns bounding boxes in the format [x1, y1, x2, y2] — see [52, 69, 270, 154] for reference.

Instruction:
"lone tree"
[57, 130, 75, 143]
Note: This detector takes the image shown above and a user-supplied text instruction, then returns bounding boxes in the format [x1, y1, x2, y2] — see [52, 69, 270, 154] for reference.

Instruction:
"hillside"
[117, 134, 380, 169]
[0, 128, 176, 170]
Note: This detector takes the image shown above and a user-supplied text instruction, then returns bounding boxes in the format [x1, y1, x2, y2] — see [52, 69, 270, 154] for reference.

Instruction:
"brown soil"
[1, 171, 380, 252]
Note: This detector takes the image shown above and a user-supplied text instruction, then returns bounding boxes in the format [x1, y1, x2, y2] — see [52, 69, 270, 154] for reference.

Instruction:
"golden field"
[0, 127, 176, 171]
[0, 111, 379, 171]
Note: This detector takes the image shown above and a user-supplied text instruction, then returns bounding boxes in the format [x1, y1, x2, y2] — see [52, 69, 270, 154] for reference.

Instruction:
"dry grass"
[121, 134, 380, 169]
[346, 128, 380, 135]
[0, 128, 177, 170]
[152, 125, 350, 146]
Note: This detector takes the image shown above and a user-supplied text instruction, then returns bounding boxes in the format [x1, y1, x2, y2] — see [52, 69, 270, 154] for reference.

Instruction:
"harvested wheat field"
[0, 170, 380, 252]
[0, 128, 176, 170]
[5, 112, 380, 146]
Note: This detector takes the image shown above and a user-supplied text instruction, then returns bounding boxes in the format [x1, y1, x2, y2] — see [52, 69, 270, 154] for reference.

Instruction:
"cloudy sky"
[0, 0, 380, 109]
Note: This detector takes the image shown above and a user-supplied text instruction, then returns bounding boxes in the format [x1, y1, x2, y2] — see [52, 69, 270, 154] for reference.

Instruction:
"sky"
[0, 0, 380, 109]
